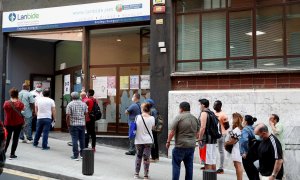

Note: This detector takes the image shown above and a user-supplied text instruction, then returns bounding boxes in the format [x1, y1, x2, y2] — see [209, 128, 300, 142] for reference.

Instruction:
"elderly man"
[269, 114, 285, 152]
[254, 123, 284, 180]
[19, 83, 35, 143]
[66, 92, 88, 161]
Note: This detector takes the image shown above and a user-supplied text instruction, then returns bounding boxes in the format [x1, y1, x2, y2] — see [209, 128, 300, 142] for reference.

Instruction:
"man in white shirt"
[33, 89, 56, 150]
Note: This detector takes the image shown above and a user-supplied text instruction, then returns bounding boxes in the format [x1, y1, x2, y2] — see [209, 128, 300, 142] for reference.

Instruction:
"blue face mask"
[255, 135, 262, 141]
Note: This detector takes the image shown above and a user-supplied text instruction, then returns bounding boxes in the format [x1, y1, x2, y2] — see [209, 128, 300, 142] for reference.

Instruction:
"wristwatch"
[271, 174, 276, 178]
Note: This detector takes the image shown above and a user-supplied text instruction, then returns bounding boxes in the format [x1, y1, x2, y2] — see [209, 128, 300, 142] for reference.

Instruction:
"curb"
[5, 163, 82, 180]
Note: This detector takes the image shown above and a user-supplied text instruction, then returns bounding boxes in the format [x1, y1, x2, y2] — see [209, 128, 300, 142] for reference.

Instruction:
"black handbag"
[224, 143, 234, 153]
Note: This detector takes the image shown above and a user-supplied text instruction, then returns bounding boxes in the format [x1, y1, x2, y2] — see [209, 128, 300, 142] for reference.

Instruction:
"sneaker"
[92, 147, 96, 152]
[42, 147, 50, 150]
[9, 155, 17, 160]
[19, 139, 27, 143]
[26, 140, 33, 144]
[134, 174, 139, 179]
[216, 168, 224, 174]
[33, 144, 38, 148]
[144, 175, 149, 179]
[125, 151, 135, 156]
[71, 156, 79, 161]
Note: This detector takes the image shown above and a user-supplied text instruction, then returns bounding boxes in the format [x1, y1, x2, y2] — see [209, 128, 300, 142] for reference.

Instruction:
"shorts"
[206, 144, 217, 165]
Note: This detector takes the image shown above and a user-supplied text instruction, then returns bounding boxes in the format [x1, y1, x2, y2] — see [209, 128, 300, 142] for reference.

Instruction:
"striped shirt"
[66, 100, 88, 126]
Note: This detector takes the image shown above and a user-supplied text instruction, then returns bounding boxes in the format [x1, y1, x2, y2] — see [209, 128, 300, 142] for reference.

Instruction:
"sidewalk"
[5, 135, 244, 180]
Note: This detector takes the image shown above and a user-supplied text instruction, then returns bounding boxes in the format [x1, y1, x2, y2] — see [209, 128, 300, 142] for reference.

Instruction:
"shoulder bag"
[140, 115, 155, 148]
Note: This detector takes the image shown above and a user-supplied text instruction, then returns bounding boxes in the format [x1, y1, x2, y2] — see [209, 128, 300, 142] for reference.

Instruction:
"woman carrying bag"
[224, 113, 243, 180]
[3, 88, 25, 160]
[134, 103, 155, 180]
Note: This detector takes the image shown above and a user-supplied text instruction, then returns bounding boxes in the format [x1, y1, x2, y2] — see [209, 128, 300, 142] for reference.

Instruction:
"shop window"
[202, 61, 227, 71]
[176, 0, 202, 13]
[230, 11, 253, 57]
[288, 58, 300, 68]
[286, 4, 300, 55]
[257, 6, 283, 56]
[229, 59, 254, 69]
[202, 12, 226, 59]
[257, 58, 284, 69]
[177, 14, 200, 60]
[176, 62, 200, 72]
[90, 27, 140, 65]
[228, 0, 253, 8]
[176, 0, 226, 13]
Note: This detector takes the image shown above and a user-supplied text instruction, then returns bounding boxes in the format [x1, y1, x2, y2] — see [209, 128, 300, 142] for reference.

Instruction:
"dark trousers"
[5, 125, 22, 156]
[242, 157, 260, 180]
[33, 118, 52, 149]
[85, 121, 96, 148]
[70, 126, 85, 157]
[151, 131, 159, 159]
[172, 147, 195, 180]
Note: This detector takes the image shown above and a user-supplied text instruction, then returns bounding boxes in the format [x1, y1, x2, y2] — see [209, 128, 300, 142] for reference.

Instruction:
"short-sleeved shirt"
[127, 102, 141, 122]
[19, 90, 35, 118]
[273, 122, 285, 151]
[35, 97, 55, 119]
[171, 112, 199, 148]
[258, 134, 284, 179]
[135, 115, 155, 145]
[3, 100, 25, 126]
[66, 100, 88, 126]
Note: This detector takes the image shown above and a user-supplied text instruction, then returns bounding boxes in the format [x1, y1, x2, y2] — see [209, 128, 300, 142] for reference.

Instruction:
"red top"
[84, 97, 98, 122]
[3, 100, 25, 126]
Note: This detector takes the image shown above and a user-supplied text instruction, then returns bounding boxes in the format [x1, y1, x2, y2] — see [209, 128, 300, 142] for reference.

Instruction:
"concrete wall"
[168, 89, 300, 179]
[6, 37, 54, 97]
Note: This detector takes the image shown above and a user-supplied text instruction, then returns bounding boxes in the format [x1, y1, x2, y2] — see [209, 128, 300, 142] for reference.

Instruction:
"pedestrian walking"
[269, 114, 285, 151]
[145, 99, 159, 162]
[239, 115, 260, 180]
[66, 92, 88, 161]
[33, 89, 56, 150]
[19, 83, 35, 143]
[85, 89, 98, 152]
[254, 123, 284, 180]
[213, 100, 229, 174]
[3, 88, 25, 159]
[134, 103, 155, 179]
[224, 113, 243, 180]
[125, 93, 141, 156]
[166, 102, 199, 180]
[198, 98, 219, 171]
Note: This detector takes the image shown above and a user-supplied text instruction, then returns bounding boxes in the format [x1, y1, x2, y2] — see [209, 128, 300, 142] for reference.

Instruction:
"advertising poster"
[120, 76, 129, 90]
[107, 76, 116, 96]
[64, 74, 71, 95]
[130, 75, 139, 89]
[93, 76, 108, 98]
[140, 75, 150, 89]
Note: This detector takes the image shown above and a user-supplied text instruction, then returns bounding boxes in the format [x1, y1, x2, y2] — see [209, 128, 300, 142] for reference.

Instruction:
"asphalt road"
[0, 173, 33, 180]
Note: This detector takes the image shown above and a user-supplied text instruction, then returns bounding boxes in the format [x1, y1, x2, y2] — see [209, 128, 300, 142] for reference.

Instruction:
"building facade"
[0, 1, 300, 177]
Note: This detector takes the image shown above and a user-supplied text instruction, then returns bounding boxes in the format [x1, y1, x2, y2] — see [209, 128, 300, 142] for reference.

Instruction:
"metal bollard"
[82, 148, 94, 176]
[203, 170, 217, 180]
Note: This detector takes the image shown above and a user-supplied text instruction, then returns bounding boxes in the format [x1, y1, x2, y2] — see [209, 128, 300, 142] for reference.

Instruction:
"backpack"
[90, 100, 102, 121]
[153, 114, 164, 132]
[205, 110, 222, 139]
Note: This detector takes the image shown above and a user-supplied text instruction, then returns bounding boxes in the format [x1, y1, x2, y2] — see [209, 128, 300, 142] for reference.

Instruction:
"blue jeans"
[33, 118, 52, 149]
[172, 147, 195, 180]
[20, 117, 33, 140]
[128, 121, 136, 153]
[70, 126, 85, 157]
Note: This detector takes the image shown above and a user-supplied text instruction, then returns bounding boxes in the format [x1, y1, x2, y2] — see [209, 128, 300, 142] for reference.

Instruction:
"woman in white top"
[225, 113, 243, 180]
[134, 103, 155, 180]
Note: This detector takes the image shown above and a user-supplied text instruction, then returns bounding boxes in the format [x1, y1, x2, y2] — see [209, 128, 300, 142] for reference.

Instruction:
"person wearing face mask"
[239, 115, 260, 180]
[125, 93, 141, 156]
[30, 82, 43, 132]
[254, 123, 284, 180]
